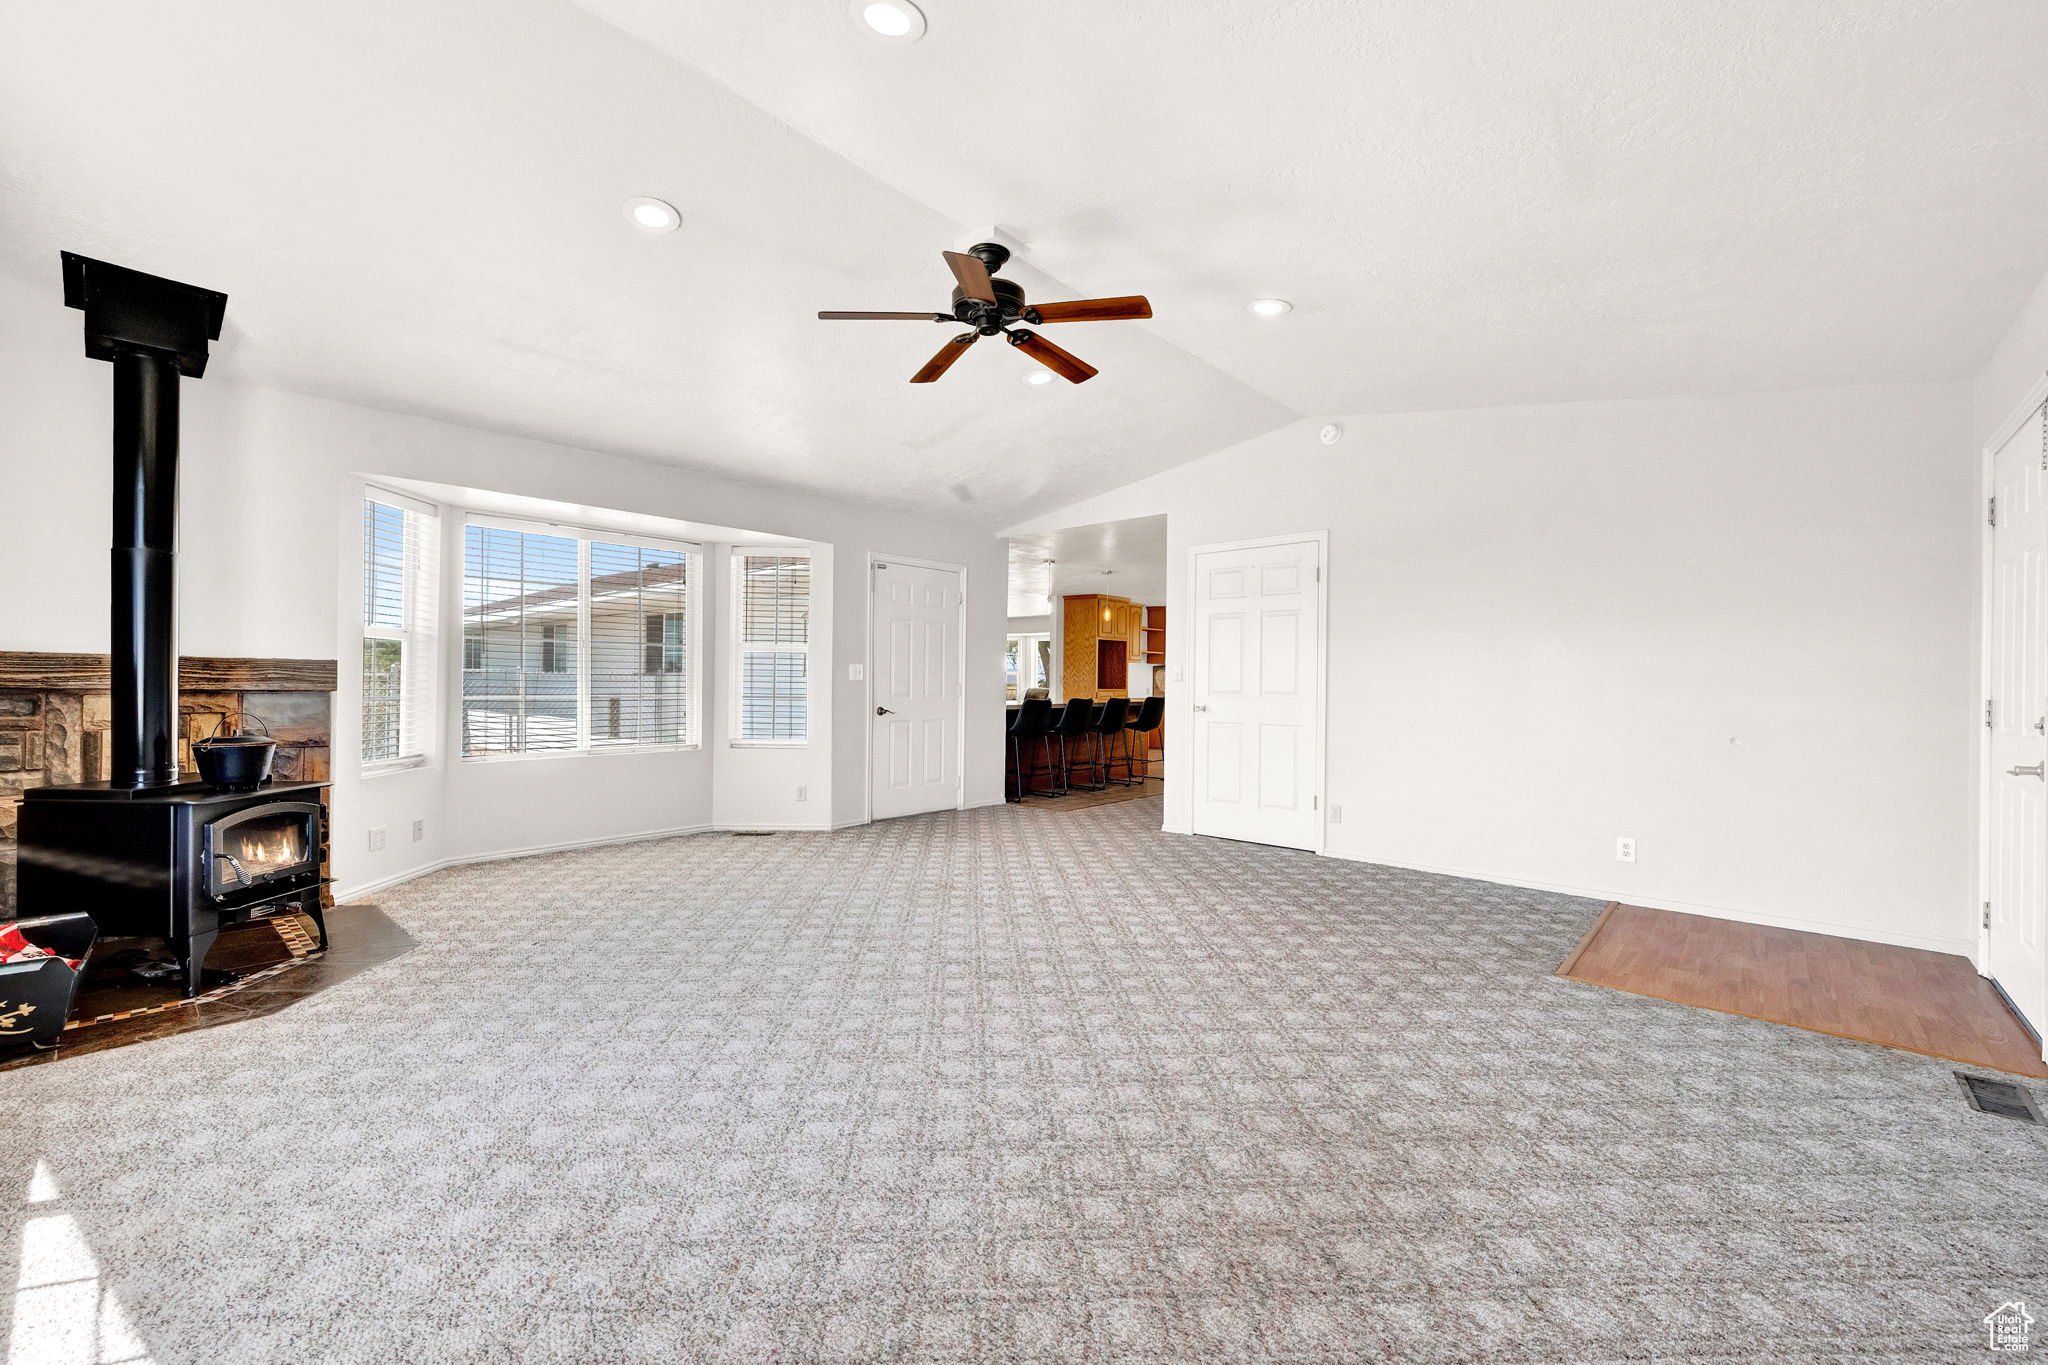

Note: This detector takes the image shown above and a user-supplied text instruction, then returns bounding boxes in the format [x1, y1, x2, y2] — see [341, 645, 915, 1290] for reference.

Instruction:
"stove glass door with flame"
[203, 801, 322, 900]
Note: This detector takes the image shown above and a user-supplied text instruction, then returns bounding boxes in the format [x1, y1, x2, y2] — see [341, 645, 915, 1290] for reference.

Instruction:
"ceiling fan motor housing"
[952, 276, 1027, 331]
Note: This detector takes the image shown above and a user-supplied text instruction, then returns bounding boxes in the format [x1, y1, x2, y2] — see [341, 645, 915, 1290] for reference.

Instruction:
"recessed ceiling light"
[623, 197, 681, 233]
[1024, 371, 1053, 385]
[852, 0, 926, 41]
[1247, 297, 1293, 317]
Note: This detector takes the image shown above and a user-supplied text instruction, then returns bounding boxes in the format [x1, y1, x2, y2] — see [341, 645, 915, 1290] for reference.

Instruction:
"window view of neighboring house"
[461, 521, 697, 756]
[645, 612, 686, 673]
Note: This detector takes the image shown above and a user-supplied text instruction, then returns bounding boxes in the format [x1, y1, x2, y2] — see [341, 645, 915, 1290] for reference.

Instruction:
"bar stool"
[1123, 695, 1164, 781]
[1052, 697, 1100, 794]
[1089, 697, 1133, 788]
[1007, 698, 1056, 801]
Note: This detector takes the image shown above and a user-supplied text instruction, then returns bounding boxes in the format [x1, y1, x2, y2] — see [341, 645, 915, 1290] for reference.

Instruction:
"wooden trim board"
[1554, 901, 1617, 979]
[1558, 901, 2048, 1080]
[0, 651, 338, 692]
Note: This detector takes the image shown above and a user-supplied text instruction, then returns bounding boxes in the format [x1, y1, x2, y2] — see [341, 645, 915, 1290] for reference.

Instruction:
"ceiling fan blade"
[818, 311, 944, 320]
[1028, 296, 1153, 323]
[911, 332, 979, 384]
[1009, 330, 1098, 384]
[943, 251, 996, 304]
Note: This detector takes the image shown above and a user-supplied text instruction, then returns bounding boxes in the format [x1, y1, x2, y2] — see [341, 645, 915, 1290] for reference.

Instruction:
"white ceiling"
[1007, 516, 1168, 618]
[0, 1, 1289, 528]
[6, 1, 2048, 530]
[580, 0, 2048, 413]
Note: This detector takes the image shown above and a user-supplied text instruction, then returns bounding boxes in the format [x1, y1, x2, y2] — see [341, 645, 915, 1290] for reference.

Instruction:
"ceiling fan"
[818, 242, 1151, 385]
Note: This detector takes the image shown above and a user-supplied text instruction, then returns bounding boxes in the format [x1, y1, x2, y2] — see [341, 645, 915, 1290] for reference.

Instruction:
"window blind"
[734, 551, 810, 743]
[361, 491, 438, 767]
[462, 518, 697, 757]
[462, 523, 583, 756]
[589, 540, 691, 748]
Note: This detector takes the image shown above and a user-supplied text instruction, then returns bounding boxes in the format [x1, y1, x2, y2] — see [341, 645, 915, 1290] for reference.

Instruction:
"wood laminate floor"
[1560, 902, 2048, 1079]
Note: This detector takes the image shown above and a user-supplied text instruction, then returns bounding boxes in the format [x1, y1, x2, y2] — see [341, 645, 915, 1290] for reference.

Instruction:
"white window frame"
[729, 545, 812, 748]
[360, 485, 437, 776]
[1006, 631, 1051, 699]
[461, 513, 702, 761]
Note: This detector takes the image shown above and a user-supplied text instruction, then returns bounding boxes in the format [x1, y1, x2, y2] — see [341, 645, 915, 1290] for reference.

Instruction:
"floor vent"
[730, 831, 776, 837]
[1955, 1072, 2045, 1123]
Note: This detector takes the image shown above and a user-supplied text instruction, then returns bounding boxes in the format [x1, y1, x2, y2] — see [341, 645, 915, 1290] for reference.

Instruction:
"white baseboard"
[716, 821, 833, 833]
[1319, 847, 1975, 957]
[335, 822, 711, 902]
[336, 816, 938, 902]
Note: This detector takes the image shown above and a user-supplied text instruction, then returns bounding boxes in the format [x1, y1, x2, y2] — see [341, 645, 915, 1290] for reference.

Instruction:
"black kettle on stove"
[191, 714, 277, 791]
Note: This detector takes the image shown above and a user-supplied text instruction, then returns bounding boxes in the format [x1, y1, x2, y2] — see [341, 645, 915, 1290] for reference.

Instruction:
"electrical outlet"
[1328, 804, 1342, 823]
[795, 785, 808, 802]
[368, 825, 387, 852]
[412, 819, 424, 842]
[1616, 836, 1637, 863]
[848, 663, 864, 681]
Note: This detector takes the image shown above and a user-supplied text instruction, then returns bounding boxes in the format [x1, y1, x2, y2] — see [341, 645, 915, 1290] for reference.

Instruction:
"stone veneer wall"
[0, 653, 337, 916]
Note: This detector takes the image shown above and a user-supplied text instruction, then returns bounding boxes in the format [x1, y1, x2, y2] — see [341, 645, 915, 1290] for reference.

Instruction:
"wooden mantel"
[0, 652, 338, 693]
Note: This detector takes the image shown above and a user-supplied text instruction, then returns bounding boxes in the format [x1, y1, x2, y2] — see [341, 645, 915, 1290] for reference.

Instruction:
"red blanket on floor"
[0, 922, 83, 971]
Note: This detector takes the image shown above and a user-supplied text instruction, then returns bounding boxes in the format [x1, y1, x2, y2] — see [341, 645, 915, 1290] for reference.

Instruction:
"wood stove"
[20, 782, 328, 996]
[14, 255, 331, 997]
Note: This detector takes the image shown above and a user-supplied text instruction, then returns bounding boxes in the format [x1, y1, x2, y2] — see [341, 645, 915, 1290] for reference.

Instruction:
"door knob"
[2009, 764, 2045, 779]
[875, 706, 894, 716]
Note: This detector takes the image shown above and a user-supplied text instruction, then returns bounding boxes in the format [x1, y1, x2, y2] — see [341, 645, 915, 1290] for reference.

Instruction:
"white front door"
[1988, 404, 2048, 1039]
[870, 558, 963, 820]
[1190, 535, 1323, 851]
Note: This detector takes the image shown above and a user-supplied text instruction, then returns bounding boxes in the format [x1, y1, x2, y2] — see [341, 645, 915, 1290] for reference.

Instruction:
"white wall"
[0, 271, 1006, 899]
[1974, 267, 2048, 447]
[1009, 381, 1979, 953]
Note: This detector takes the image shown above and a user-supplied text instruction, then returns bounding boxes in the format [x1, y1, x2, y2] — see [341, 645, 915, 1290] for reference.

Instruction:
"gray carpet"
[5, 796, 2045, 1363]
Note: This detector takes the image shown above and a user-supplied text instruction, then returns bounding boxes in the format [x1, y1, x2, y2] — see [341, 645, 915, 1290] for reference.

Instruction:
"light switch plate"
[848, 663, 865, 681]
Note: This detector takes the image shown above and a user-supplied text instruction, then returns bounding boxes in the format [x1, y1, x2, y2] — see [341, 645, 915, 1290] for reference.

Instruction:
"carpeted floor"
[4, 796, 2045, 1363]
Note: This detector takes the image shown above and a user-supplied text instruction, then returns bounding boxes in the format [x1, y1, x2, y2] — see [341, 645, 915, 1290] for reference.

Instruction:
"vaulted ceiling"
[5, 1, 2047, 527]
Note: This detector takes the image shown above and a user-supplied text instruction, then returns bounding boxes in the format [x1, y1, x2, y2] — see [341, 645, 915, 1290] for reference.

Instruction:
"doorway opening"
[1004, 515, 1168, 810]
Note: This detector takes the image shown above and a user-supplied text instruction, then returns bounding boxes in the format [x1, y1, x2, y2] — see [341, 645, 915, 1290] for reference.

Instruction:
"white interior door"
[1988, 405, 2048, 1039]
[870, 558, 962, 821]
[1190, 535, 1323, 850]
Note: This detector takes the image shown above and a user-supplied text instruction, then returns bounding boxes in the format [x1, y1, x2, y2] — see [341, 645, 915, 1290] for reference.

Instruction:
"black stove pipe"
[61, 253, 228, 788]
[110, 350, 182, 786]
